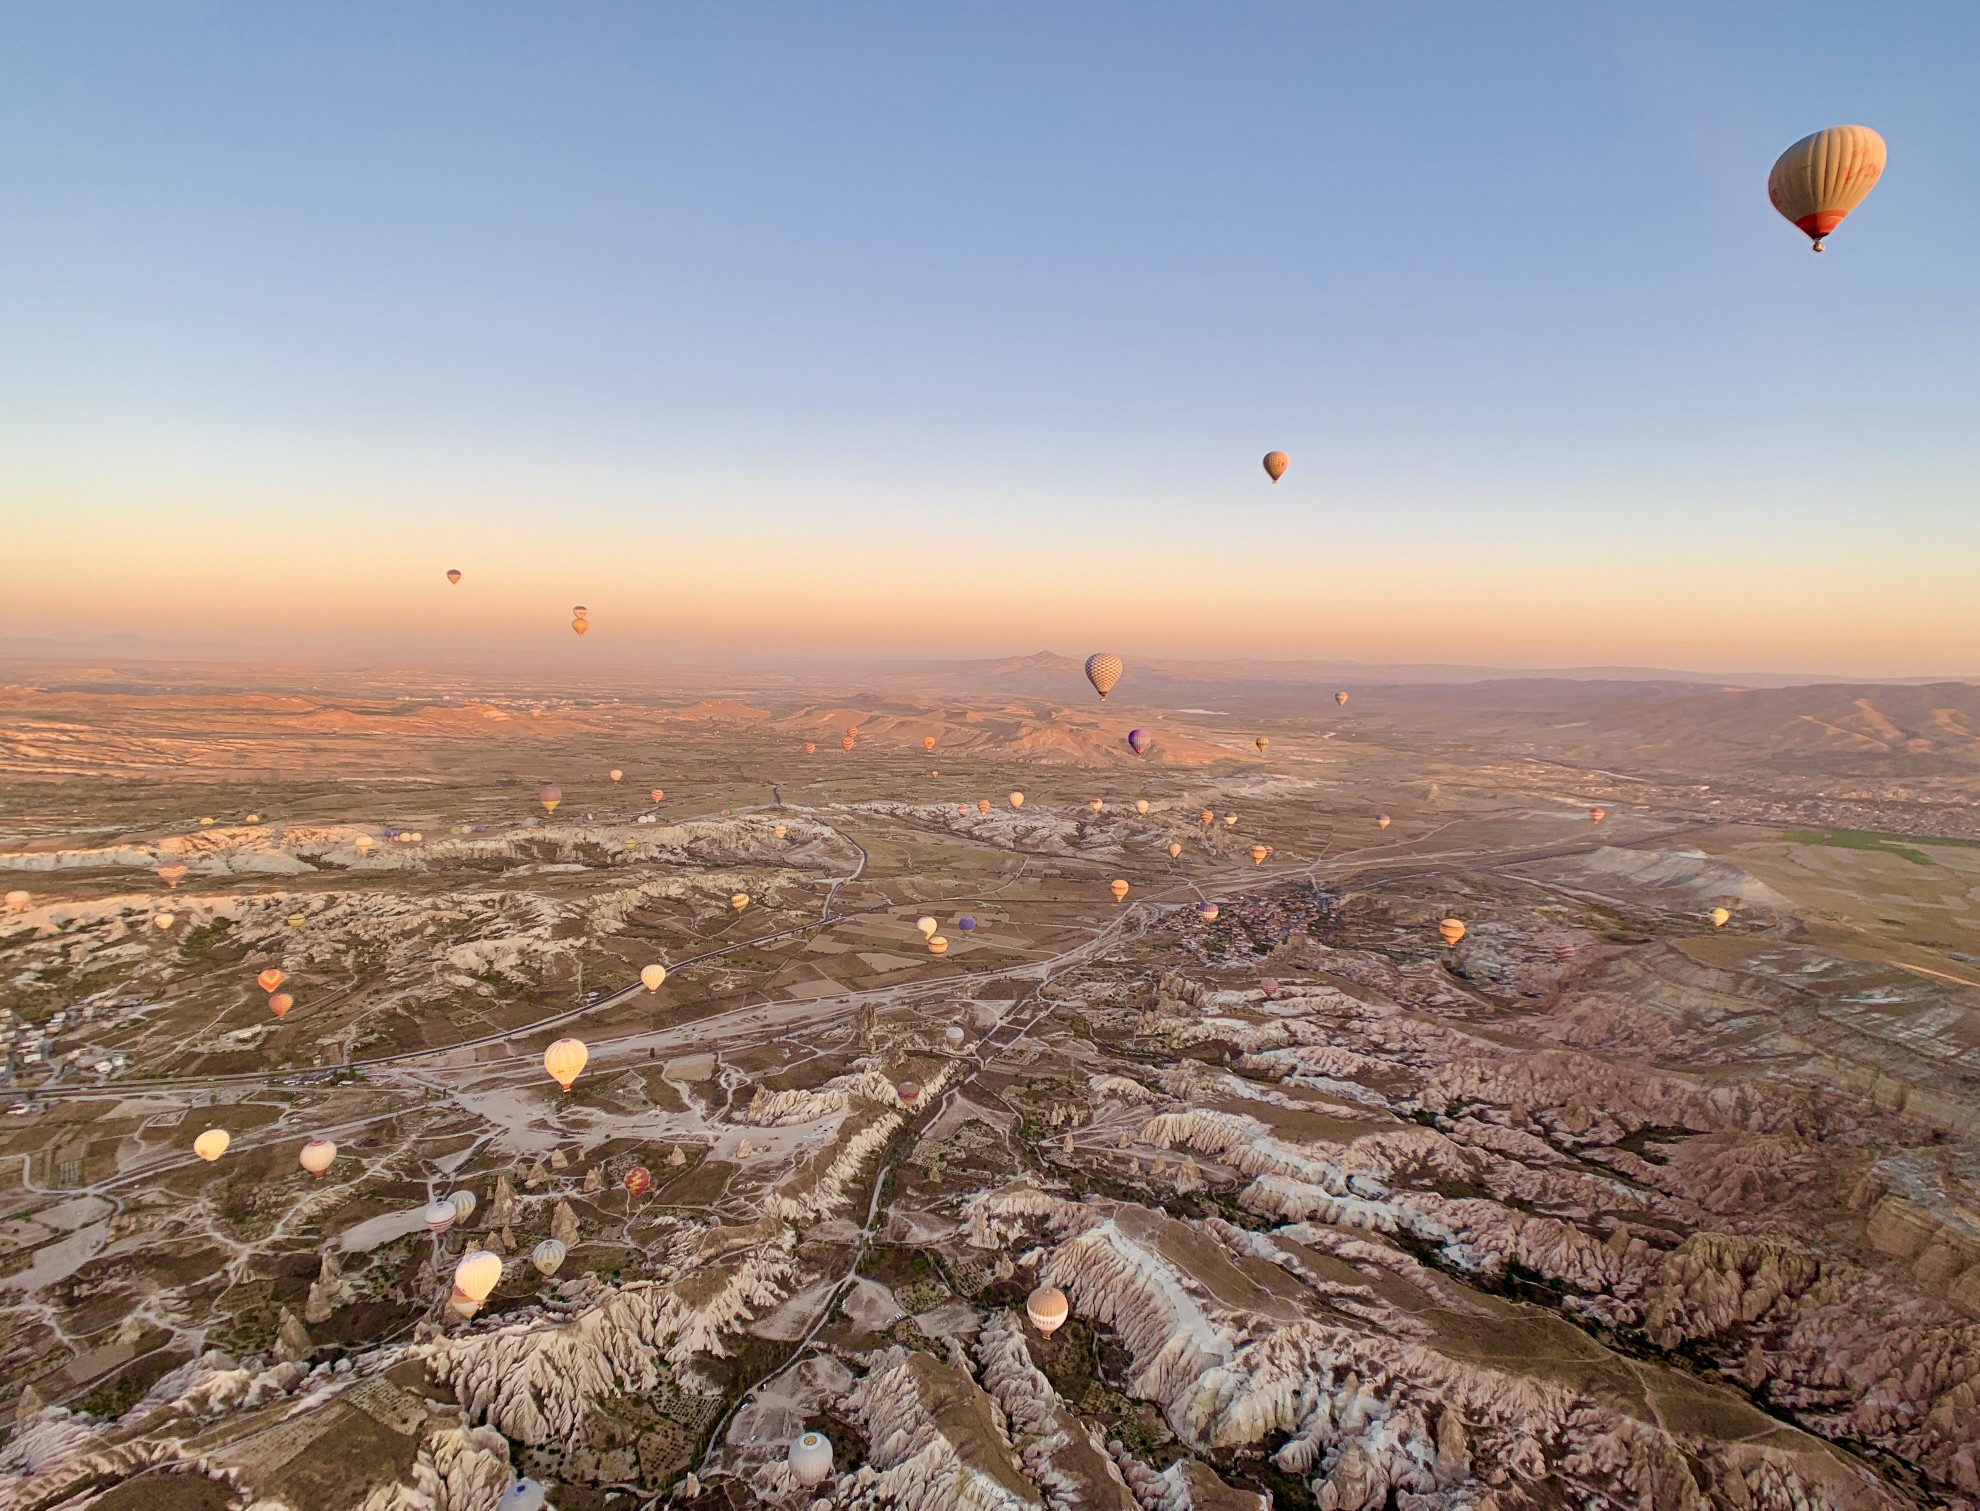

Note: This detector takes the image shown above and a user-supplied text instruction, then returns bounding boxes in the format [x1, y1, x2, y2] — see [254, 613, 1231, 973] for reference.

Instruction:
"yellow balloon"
[1710, 907, 1731, 929]
[1168, 842, 1182, 858]
[1135, 800, 1149, 815]
[927, 936, 949, 955]
[640, 963, 668, 992]
[730, 892, 750, 910]
[544, 1037, 588, 1091]
[193, 1129, 230, 1162]
[1110, 879, 1130, 902]
[1250, 844, 1269, 865]
[452, 1250, 503, 1311]
[1008, 791, 1024, 809]
[916, 916, 938, 938]
[1769, 125, 1886, 251]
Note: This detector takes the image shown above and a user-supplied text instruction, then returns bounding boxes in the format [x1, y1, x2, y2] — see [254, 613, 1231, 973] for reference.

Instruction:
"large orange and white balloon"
[1768, 126, 1886, 251]
[544, 1038, 588, 1091]
[300, 1138, 338, 1178]
[1084, 653, 1123, 700]
[1027, 1283, 1070, 1337]
[1110, 879, 1130, 902]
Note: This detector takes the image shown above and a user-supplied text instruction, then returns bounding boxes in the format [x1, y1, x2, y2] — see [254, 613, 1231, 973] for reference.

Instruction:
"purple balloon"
[1127, 729, 1152, 755]
[957, 916, 977, 931]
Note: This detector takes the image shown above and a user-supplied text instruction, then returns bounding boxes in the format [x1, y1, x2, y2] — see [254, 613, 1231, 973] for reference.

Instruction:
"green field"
[1780, 827, 1980, 866]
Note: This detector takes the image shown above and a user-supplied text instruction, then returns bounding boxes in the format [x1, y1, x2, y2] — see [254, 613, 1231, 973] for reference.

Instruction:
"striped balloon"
[1768, 126, 1885, 251]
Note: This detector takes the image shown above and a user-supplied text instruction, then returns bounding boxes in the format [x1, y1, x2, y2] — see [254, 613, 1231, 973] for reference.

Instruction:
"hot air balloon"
[609, 769, 623, 782]
[1196, 902, 1219, 922]
[256, 969, 285, 993]
[1027, 1284, 1069, 1337]
[1089, 798, 1104, 814]
[896, 1080, 921, 1107]
[1127, 729, 1153, 756]
[572, 604, 587, 618]
[923, 735, 936, 751]
[544, 1038, 588, 1091]
[1769, 126, 1886, 251]
[287, 912, 306, 927]
[928, 936, 949, 955]
[424, 1199, 458, 1236]
[774, 824, 787, 839]
[498, 1480, 546, 1511]
[538, 786, 562, 814]
[1262, 451, 1289, 483]
[651, 789, 664, 802]
[354, 834, 376, 854]
[1110, 879, 1130, 902]
[1250, 845, 1269, 865]
[446, 569, 462, 585]
[1224, 813, 1239, 827]
[945, 1024, 965, 1045]
[531, 1238, 566, 1276]
[1439, 919, 1466, 947]
[1168, 842, 1183, 858]
[571, 618, 588, 637]
[805, 743, 816, 755]
[154, 913, 176, 930]
[268, 992, 293, 1019]
[1335, 691, 1349, 706]
[451, 1251, 503, 1316]
[299, 1138, 337, 1178]
[1255, 736, 1269, 752]
[1376, 813, 1391, 829]
[977, 800, 991, 814]
[193, 1129, 230, 1162]
[789, 1431, 834, 1487]
[916, 916, 938, 938]
[451, 1190, 478, 1222]
[1260, 977, 1280, 997]
[1009, 792, 1024, 809]
[1710, 907, 1731, 928]
[640, 963, 668, 992]
[1200, 809, 1215, 825]
[624, 1166, 652, 1198]
[198, 816, 215, 826]
[1589, 807, 1606, 823]
[1135, 799, 1149, 815]
[157, 861, 188, 889]
[730, 892, 749, 911]
[5, 890, 28, 913]
[842, 736, 855, 751]
[244, 814, 260, 825]
[957, 916, 976, 931]
[1084, 653, 1123, 700]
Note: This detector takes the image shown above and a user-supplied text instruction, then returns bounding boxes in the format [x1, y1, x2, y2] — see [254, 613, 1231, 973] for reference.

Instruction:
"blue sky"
[3, 4, 1976, 671]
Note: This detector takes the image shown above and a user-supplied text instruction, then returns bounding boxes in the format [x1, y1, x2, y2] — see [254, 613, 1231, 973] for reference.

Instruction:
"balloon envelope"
[544, 1038, 588, 1091]
[1127, 728, 1152, 755]
[977, 800, 991, 813]
[1376, 813, 1391, 829]
[1711, 907, 1731, 928]
[1769, 125, 1886, 249]
[896, 1079, 921, 1105]
[1262, 450, 1288, 483]
[1255, 736, 1269, 751]
[498, 1480, 547, 1511]
[300, 1138, 337, 1177]
[1084, 652, 1123, 699]
[730, 892, 750, 910]
[1110, 879, 1130, 901]
[1335, 691, 1349, 706]
[1135, 799, 1149, 815]
[1009, 792, 1024, 809]
[624, 1166, 652, 1197]
[193, 1129, 230, 1162]
[640, 964, 667, 992]
[609, 769, 622, 782]
[1168, 843, 1182, 858]
[927, 936, 948, 955]
[1589, 807, 1606, 823]
[1196, 902, 1219, 922]
[531, 1238, 566, 1276]
[1028, 1283, 1070, 1336]
[1439, 919, 1466, 947]
[957, 916, 976, 931]
[917, 916, 938, 938]
[157, 861, 188, 887]
[424, 1200, 458, 1235]
[257, 969, 285, 993]
[923, 735, 936, 750]
[1250, 845, 1269, 865]
[453, 1250, 503, 1304]
[451, 1190, 478, 1221]
[789, 1431, 834, 1487]
[446, 569, 462, 585]
[267, 992, 293, 1019]
[538, 786, 562, 813]
[571, 618, 588, 636]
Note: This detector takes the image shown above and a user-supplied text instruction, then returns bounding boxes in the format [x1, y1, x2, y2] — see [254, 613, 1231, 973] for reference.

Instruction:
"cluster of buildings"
[2, 992, 145, 1102]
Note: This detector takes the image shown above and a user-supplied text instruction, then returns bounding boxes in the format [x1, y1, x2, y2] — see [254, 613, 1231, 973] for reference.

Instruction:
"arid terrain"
[3, 654, 1979, 1510]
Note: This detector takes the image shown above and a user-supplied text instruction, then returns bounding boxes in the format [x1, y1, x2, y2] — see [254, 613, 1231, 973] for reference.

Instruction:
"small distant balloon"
[623, 1166, 652, 1198]
[1089, 798, 1104, 814]
[531, 1238, 566, 1276]
[1439, 919, 1466, 947]
[1168, 842, 1182, 858]
[451, 1190, 478, 1222]
[1710, 907, 1731, 928]
[268, 992, 293, 1019]
[1135, 799, 1149, 815]
[538, 786, 562, 814]
[1196, 901, 1219, 922]
[927, 935, 949, 955]
[257, 969, 285, 993]
[153, 913, 176, 930]
[977, 800, 991, 814]
[1589, 807, 1606, 824]
[1009, 792, 1024, 810]
[773, 824, 787, 839]
[730, 892, 750, 910]
[1200, 809, 1215, 825]
[1335, 691, 1349, 706]
[1376, 813, 1391, 829]
[841, 736, 855, 751]
[957, 916, 977, 931]
[3, 889, 27, 913]
[896, 1079, 921, 1107]
[1262, 451, 1289, 484]
[609, 769, 623, 782]
[923, 735, 936, 751]
[640, 963, 668, 992]
[157, 861, 188, 889]
[945, 1024, 965, 1045]
[446, 569, 462, 585]
[1260, 977, 1280, 997]
[1224, 813, 1239, 828]
[571, 618, 588, 637]
[287, 912, 306, 927]
[1255, 736, 1269, 752]
[1110, 879, 1130, 902]
[424, 1200, 458, 1236]
[193, 1128, 230, 1162]
[1250, 845, 1269, 865]
[1084, 653, 1123, 700]
[804, 743, 816, 755]
[651, 788, 664, 802]
[1127, 729, 1152, 756]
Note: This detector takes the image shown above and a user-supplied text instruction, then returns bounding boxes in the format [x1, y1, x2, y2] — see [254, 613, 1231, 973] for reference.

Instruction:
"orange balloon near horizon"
[1335, 691, 1349, 706]
[1200, 809, 1214, 825]
[1168, 842, 1183, 858]
[978, 800, 991, 814]
[610, 770, 623, 782]
[1439, 919, 1466, 947]
[1110, 879, 1130, 902]
[268, 992, 293, 1018]
[571, 618, 588, 636]
[256, 968, 285, 993]
[1250, 845, 1269, 865]
[805, 743, 816, 755]
[651, 788, 664, 802]
[1263, 451, 1288, 483]
[445, 569, 462, 585]
[1589, 807, 1606, 823]
[1009, 792, 1024, 809]
[923, 735, 936, 751]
